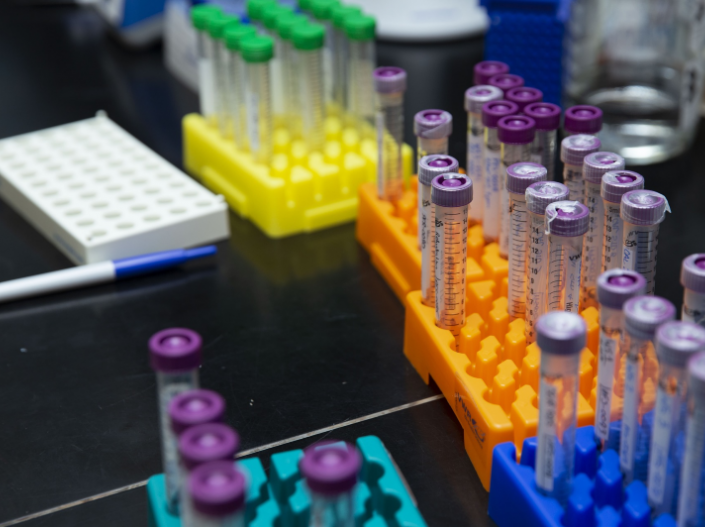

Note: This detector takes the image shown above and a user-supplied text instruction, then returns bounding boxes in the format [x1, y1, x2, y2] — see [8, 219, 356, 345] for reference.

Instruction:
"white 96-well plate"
[0, 113, 229, 264]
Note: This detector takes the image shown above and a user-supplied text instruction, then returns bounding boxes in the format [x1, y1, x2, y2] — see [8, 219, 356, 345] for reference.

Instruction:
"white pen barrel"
[0, 262, 115, 303]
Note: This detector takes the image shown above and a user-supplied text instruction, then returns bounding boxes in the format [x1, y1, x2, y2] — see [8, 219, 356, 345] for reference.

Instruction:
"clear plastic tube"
[331, 26, 346, 115]
[374, 67, 406, 202]
[683, 289, 705, 326]
[621, 222, 660, 296]
[530, 129, 557, 181]
[245, 60, 273, 164]
[467, 112, 484, 223]
[546, 234, 584, 314]
[199, 32, 218, 127]
[508, 193, 528, 318]
[418, 137, 448, 161]
[298, 47, 325, 153]
[280, 37, 298, 135]
[594, 305, 625, 450]
[581, 180, 604, 308]
[562, 162, 584, 202]
[215, 39, 232, 137]
[602, 201, 623, 272]
[681, 255, 705, 327]
[526, 211, 549, 342]
[483, 127, 502, 243]
[348, 39, 375, 138]
[499, 143, 531, 258]
[157, 370, 199, 513]
[435, 203, 469, 337]
[309, 492, 355, 527]
[227, 48, 246, 150]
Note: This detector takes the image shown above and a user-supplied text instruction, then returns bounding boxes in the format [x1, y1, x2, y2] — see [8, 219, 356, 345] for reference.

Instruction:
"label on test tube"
[419, 183, 432, 297]
[620, 357, 640, 476]
[467, 133, 483, 205]
[647, 389, 676, 507]
[582, 183, 604, 306]
[684, 289, 705, 325]
[679, 404, 705, 524]
[536, 379, 558, 493]
[484, 149, 502, 239]
[527, 213, 548, 341]
[595, 333, 618, 441]
[603, 203, 623, 271]
[622, 225, 658, 284]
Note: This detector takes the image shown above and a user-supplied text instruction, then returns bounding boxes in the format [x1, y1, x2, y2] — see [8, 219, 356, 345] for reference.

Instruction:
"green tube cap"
[247, 0, 277, 22]
[298, 0, 313, 12]
[331, 4, 362, 30]
[191, 5, 223, 31]
[262, 4, 293, 31]
[277, 13, 308, 40]
[225, 24, 258, 51]
[292, 23, 325, 51]
[241, 35, 275, 62]
[311, 0, 340, 21]
[344, 13, 375, 41]
[208, 14, 241, 40]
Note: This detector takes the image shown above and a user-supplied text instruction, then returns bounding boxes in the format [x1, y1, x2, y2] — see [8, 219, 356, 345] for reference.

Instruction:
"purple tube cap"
[373, 66, 406, 94]
[681, 254, 705, 294]
[505, 86, 543, 113]
[506, 162, 547, 195]
[545, 201, 589, 237]
[488, 73, 524, 93]
[536, 311, 586, 356]
[583, 152, 625, 184]
[481, 100, 519, 128]
[300, 441, 361, 495]
[565, 105, 603, 134]
[149, 328, 202, 373]
[600, 170, 645, 203]
[525, 181, 569, 215]
[414, 109, 452, 139]
[178, 423, 240, 471]
[655, 321, 705, 368]
[418, 154, 459, 186]
[464, 85, 503, 114]
[688, 352, 705, 398]
[596, 269, 647, 310]
[524, 102, 561, 131]
[169, 389, 226, 435]
[431, 173, 473, 208]
[624, 296, 676, 340]
[473, 60, 509, 85]
[620, 190, 670, 226]
[189, 461, 246, 517]
[560, 134, 601, 166]
[497, 115, 536, 144]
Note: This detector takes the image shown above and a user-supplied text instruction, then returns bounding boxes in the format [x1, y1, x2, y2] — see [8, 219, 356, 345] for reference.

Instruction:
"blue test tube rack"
[488, 425, 676, 527]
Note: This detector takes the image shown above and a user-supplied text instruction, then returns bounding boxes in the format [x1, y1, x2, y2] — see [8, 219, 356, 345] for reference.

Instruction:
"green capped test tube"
[330, 4, 362, 118]
[242, 36, 275, 165]
[261, 4, 294, 126]
[344, 14, 376, 138]
[224, 24, 257, 151]
[292, 23, 327, 153]
[208, 14, 241, 138]
[191, 5, 223, 126]
[276, 13, 309, 138]
[311, 0, 341, 114]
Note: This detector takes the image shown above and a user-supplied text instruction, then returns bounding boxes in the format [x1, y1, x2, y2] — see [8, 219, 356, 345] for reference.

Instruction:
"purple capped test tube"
[414, 109, 453, 166]
[482, 100, 519, 243]
[488, 73, 524, 95]
[497, 114, 536, 258]
[620, 189, 670, 295]
[681, 254, 705, 326]
[432, 173, 473, 338]
[600, 170, 644, 272]
[506, 162, 548, 320]
[188, 461, 247, 527]
[647, 321, 705, 517]
[465, 85, 503, 225]
[150, 328, 203, 513]
[524, 181, 570, 343]
[564, 105, 603, 136]
[374, 66, 407, 202]
[417, 155, 460, 308]
[506, 86, 543, 114]
[170, 390, 226, 436]
[524, 102, 561, 182]
[473, 60, 509, 85]
[620, 295, 676, 485]
[580, 152, 625, 309]
[560, 134, 601, 202]
[301, 441, 362, 527]
[535, 311, 587, 504]
[593, 269, 647, 452]
[544, 201, 590, 314]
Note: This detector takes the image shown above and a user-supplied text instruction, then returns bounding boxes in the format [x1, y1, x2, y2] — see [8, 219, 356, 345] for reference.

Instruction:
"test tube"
[564, 105, 603, 136]
[593, 269, 647, 452]
[300, 441, 362, 527]
[525, 181, 570, 343]
[647, 321, 705, 517]
[262, 4, 293, 125]
[418, 155, 459, 307]
[191, 5, 223, 126]
[310, 0, 339, 113]
[211, 15, 242, 138]
[481, 100, 519, 243]
[292, 23, 326, 153]
[224, 24, 258, 150]
[331, 5, 361, 116]
[242, 35, 275, 165]
[247, 0, 276, 32]
[150, 328, 202, 513]
[487, 73, 524, 96]
[505, 87, 543, 114]
[179, 423, 240, 526]
[374, 66, 407, 202]
[276, 14, 308, 139]
[524, 102, 561, 182]
[620, 189, 670, 296]
[534, 311, 587, 504]
[560, 134, 601, 202]
[432, 173, 473, 338]
[473, 60, 510, 85]
[677, 351, 705, 526]
[580, 152, 626, 308]
[345, 14, 376, 137]
[464, 85, 503, 225]
[497, 114, 536, 259]
[414, 109, 453, 166]
[600, 170, 645, 272]
[545, 200, 589, 314]
[188, 461, 247, 527]
[620, 296, 676, 485]
[506, 163, 548, 319]
[681, 254, 705, 326]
